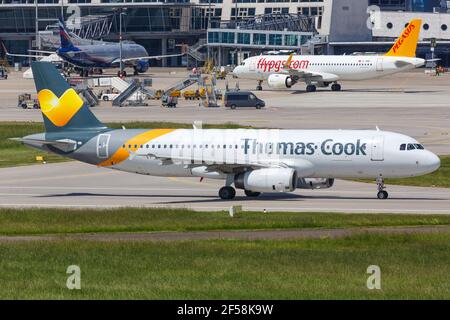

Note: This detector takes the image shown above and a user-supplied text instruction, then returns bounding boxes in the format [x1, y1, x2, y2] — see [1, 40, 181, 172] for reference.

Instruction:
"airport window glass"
[285, 34, 298, 46]
[208, 32, 220, 43]
[237, 33, 250, 44]
[253, 33, 266, 45]
[269, 34, 282, 46]
[221, 32, 235, 44]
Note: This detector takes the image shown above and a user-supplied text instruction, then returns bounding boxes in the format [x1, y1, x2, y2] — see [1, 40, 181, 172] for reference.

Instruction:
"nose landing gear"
[256, 80, 263, 91]
[376, 176, 389, 199]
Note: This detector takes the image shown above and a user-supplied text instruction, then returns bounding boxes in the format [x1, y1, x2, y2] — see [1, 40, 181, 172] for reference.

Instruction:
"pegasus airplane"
[13, 62, 440, 200]
[233, 19, 425, 92]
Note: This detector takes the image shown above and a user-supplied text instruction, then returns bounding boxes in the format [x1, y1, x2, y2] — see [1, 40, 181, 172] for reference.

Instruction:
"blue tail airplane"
[4, 19, 183, 77]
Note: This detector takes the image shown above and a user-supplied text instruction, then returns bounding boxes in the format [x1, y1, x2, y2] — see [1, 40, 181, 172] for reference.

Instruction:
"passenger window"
[407, 144, 415, 150]
[400, 144, 406, 151]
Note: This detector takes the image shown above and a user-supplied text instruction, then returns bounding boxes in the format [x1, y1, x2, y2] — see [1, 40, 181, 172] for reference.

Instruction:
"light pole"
[119, 8, 126, 76]
[207, 0, 211, 60]
[35, 0, 40, 50]
[119, 9, 123, 76]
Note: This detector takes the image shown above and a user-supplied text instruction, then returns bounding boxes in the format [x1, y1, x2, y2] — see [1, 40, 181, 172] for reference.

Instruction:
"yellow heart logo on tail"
[37, 88, 84, 127]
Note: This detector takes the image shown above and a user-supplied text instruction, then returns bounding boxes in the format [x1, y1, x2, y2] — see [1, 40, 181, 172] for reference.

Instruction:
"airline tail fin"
[385, 19, 422, 57]
[58, 19, 76, 50]
[31, 61, 106, 132]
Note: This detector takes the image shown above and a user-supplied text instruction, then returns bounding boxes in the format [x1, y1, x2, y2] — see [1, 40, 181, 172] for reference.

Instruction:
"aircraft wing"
[280, 53, 339, 83]
[130, 151, 294, 173]
[1, 42, 49, 59]
[112, 53, 185, 64]
[286, 69, 340, 82]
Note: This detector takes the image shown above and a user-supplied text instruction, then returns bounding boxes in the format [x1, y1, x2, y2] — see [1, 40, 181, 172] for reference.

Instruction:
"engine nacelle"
[135, 59, 149, 73]
[267, 74, 294, 89]
[234, 168, 297, 193]
[296, 178, 335, 190]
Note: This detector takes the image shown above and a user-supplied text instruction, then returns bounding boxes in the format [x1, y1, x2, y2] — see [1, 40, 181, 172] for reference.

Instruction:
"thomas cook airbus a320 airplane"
[233, 19, 426, 92]
[13, 62, 440, 200]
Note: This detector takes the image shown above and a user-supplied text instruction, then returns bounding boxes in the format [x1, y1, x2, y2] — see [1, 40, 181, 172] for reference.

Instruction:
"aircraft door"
[371, 136, 384, 161]
[249, 58, 256, 71]
[376, 58, 383, 71]
[97, 134, 111, 159]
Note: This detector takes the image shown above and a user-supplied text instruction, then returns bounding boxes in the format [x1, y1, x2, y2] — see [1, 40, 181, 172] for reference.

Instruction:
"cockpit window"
[240, 61, 245, 66]
[401, 143, 424, 151]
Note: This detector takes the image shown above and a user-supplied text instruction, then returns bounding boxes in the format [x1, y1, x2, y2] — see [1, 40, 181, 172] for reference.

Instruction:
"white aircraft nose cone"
[232, 66, 242, 75]
[419, 152, 441, 174]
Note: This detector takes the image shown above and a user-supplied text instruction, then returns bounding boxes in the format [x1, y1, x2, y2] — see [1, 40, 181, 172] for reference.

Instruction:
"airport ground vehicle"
[224, 91, 265, 109]
[100, 91, 120, 101]
[17, 93, 39, 109]
[14, 62, 440, 200]
[162, 95, 178, 107]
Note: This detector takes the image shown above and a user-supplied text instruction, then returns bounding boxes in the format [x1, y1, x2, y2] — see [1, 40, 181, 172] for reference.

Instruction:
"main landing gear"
[306, 84, 316, 92]
[331, 82, 342, 91]
[256, 80, 263, 91]
[218, 175, 261, 200]
[376, 176, 389, 199]
[218, 187, 261, 200]
[219, 186, 236, 200]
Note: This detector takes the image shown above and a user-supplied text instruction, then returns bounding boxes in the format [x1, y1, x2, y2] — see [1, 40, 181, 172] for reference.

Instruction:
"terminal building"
[1, 0, 450, 67]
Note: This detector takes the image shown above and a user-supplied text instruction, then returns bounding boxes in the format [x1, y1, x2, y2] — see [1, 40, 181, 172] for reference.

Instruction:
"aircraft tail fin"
[31, 61, 106, 132]
[58, 19, 76, 50]
[385, 19, 422, 58]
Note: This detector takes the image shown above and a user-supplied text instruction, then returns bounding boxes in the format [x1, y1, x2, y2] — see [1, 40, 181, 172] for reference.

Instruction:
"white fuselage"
[232, 55, 425, 82]
[103, 129, 439, 180]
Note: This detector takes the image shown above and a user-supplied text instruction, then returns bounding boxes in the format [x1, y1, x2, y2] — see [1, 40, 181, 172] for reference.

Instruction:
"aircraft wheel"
[377, 191, 388, 199]
[331, 83, 341, 91]
[306, 85, 316, 93]
[219, 186, 236, 200]
[244, 190, 260, 197]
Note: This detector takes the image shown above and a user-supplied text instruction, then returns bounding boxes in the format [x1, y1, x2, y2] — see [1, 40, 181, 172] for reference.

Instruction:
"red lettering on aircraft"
[257, 57, 309, 72]
[392, 24, 415, 54]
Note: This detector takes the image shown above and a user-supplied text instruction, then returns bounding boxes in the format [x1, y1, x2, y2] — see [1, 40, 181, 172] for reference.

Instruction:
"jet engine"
[296, 178, 335, 189]
[135, 60, 149, 73]
[234, 168, 297, 193]
[267, 74, 294, 89]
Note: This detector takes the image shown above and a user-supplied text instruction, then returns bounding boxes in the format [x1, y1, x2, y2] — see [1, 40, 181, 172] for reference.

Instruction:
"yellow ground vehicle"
[183, 90, 199, 100]
[18, 93, 39, 109]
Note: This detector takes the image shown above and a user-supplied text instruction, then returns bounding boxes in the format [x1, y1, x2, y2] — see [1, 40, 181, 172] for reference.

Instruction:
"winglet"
[385, 19, 422, 58]
[283, 53, 294, 69]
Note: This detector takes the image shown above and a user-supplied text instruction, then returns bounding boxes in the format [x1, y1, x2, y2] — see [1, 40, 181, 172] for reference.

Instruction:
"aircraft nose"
[232, 66, 242, 76]
[419, 152, 440, 174]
